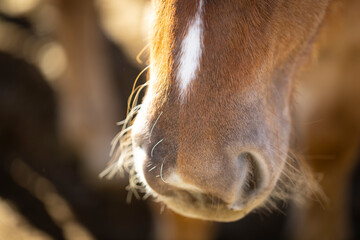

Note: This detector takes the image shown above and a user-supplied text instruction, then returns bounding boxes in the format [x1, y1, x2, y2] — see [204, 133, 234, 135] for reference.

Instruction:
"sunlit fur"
[102, 0, 335, 222]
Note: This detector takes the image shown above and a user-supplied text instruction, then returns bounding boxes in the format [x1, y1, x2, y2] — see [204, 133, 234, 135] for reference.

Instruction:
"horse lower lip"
[228, 203, 244, 211]
[159, 193, 250, 222]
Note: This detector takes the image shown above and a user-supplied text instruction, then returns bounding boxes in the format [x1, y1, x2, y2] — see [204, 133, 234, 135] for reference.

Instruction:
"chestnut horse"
[104, 0, 360, 239]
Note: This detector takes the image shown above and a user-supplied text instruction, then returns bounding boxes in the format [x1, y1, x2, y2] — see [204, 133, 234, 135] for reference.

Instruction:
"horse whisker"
[151, 138, 164, 157]
[149, 112, 163, 141]
[149, 166, 157, 172]
[160, 158, 168, 184]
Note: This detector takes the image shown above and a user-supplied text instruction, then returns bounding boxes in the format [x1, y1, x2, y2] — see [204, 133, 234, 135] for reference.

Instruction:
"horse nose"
[153, 150, 269, 208]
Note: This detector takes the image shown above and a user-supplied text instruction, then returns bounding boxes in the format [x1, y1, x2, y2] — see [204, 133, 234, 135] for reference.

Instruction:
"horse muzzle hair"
[106, 0, 330, 222]
[131, 77, 293, 221]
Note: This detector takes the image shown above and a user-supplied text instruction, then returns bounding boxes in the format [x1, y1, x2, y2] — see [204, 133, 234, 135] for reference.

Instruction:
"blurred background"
[0, 0, 359, 239]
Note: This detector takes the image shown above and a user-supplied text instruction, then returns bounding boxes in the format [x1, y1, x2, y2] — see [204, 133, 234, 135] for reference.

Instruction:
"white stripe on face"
[177, 0, 204, 101]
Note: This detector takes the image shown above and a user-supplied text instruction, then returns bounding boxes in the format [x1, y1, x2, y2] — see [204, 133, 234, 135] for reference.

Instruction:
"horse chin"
[155, 191, 268, 222]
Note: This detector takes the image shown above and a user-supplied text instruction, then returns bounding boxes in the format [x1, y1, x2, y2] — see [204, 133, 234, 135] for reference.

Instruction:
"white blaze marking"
[177, 0, 204, 100]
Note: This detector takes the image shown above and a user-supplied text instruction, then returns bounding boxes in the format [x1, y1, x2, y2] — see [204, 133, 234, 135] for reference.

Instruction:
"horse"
[104, 0, 360, 239]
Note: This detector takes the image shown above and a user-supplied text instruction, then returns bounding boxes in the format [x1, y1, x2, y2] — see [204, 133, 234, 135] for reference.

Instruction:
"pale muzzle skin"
[121, 0, 330, 222]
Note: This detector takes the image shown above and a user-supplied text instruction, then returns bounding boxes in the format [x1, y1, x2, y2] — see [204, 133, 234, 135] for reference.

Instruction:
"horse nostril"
[242, 153, 261, 195]
[228, 152, 268, 211]
[240, 152, 262, 196]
